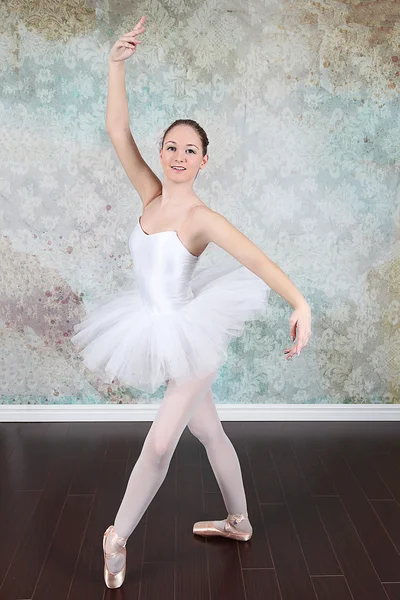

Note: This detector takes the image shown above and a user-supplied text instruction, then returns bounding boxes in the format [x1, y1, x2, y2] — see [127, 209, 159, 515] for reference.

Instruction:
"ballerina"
[70, 15, 312, 589]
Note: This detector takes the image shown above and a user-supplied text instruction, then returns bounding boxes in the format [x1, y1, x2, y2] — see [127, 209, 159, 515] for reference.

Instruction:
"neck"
[160, 179, 196, 208]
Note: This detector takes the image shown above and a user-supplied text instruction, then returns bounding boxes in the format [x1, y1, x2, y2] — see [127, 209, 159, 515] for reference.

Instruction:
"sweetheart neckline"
[137, 217, 199, 259]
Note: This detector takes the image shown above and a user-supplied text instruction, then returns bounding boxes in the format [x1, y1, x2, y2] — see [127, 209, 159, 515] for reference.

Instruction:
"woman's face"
[159, 125, 208, 182]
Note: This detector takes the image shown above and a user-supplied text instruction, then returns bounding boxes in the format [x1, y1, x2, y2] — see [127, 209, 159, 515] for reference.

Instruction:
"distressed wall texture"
[1, 0, 399, 404]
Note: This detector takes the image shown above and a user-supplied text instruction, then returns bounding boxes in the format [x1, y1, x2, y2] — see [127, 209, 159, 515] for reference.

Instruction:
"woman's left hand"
[284, 303, 312, 360]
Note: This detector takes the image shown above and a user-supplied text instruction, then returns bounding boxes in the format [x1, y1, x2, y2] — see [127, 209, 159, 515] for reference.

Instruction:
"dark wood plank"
[312, 576, 353, 600]
[32, 495, 93, 600]
[123, 422, 152, 479]
[260, 502, 317, 600]
[319, 449, 400, 581]
[246, 422, 288, 503]
[0, 423, 50, 468]
[69, 423, 109, 495]
[271, 446, 341, 576]
[230, 425, 274, 569]
[344, 450, 394, 500]
[0, 489, 42, 591]
[67, 458, 130, 599]
[338, 427, 396, 502]
[384, 582, 400, 600]
[205, 492, 246, 600]
[370, 500, 400, 555]
[140, 561, 174, 600]
[1, 423, 67, 492]
[372, 451, 400, 504]
[112, 421, 150, 597]
[242, 569, 281, 600]
[143, 452, 177, 564]
[294, 447, 336, 497]
[0, 453, 77, 600]
[334, 423, 395, 456]
[175, 429, 209, 600]
[286, 422, 347, 453]
[0, 420, 398, 600]
[104, 421, 133, 462]
[179, 426, 203, 466]
[314, 496, 388, 600]
[245, 433, 285, 503]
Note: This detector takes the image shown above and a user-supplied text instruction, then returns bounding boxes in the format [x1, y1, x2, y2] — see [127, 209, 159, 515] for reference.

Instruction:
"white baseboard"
[1, 404, 399, 422]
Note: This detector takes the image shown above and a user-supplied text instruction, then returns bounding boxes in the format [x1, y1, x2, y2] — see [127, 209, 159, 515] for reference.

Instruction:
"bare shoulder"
[191, 204, 233, 244]
[188, 203, 214, 241]
[193, 207, 268, 271]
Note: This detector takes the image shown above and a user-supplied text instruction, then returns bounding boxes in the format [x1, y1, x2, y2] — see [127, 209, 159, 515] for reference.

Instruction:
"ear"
[200, 154, 208, 169]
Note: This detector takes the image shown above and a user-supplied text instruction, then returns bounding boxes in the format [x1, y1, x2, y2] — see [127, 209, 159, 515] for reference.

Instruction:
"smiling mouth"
[171, 166, 186, 170]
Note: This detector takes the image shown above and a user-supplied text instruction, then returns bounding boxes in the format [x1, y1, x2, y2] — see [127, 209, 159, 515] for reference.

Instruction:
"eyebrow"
[165, 140, 199, 149]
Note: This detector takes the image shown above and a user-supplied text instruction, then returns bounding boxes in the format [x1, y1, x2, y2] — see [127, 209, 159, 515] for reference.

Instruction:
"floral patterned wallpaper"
[1, 0, 399, 405]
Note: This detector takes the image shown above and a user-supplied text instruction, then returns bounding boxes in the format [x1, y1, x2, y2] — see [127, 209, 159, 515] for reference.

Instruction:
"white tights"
[105, 370, 251, 572]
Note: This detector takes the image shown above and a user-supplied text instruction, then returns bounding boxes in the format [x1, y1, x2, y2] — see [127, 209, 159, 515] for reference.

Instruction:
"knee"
[149, 438, 174, 468]
[188, 422, 225, 447]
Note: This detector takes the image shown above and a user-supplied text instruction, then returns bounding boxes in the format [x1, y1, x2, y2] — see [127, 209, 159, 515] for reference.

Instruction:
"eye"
[167, 146, 195, 154]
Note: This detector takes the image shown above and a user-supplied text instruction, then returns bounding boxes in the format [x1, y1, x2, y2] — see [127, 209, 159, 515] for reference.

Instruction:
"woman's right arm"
[106, 17, 162, 207]
[106, 59, 130, 132]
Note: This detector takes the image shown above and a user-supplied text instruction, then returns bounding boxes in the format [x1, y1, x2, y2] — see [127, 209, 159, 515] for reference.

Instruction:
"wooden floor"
[0, 420, 399, 600]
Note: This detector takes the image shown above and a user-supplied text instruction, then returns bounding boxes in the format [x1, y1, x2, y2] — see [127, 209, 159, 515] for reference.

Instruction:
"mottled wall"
[1, 0, 399, 405]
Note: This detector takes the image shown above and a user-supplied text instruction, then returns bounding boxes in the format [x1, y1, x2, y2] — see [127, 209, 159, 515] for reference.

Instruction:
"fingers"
[131, 15, 146, 31]
[284, 345, 301, 360]
[136, 15, 146, 27]
[286, 308, 312, 360]
[121, 28, 145, 41]
[120, 43, 139, 51]
[119, 26, 145, 51]
[120, 37, 142, 45]
[131, 17, 146, 34]
[117, 16, 146, 54]
[284, 346, 297, 360]
[284, 333, 311, 360]
[120, 20, 145, 41]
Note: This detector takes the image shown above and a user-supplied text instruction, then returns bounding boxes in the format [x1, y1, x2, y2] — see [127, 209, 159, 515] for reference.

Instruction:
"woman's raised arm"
[106, 16, 146, 132]
[105, 17, 162, 207]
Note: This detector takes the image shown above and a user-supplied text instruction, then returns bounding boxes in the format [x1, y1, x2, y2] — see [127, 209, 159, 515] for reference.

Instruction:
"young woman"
[71, 15, 311, 589]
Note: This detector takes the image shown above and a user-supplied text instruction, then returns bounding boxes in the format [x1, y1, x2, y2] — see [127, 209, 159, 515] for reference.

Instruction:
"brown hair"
[160, 119, 209, 157]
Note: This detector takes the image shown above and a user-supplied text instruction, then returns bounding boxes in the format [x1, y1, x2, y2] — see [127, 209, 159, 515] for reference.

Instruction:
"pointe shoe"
[193, 512, 252, 541]
[103, 525, 127, 589]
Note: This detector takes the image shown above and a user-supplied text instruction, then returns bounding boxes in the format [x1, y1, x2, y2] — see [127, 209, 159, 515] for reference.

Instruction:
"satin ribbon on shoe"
[103, 525, 128, 589]
[192, 512, 252, 541]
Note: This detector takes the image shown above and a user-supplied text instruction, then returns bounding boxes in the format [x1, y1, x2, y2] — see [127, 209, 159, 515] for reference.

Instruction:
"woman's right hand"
[109, 15, 146, 63]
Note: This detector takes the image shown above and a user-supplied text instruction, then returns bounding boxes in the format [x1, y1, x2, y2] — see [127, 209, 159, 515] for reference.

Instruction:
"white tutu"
[71, 261, 271, 393]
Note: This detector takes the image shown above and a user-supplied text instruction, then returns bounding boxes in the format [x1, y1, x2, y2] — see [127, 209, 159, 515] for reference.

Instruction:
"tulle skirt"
[70, 261, 271, 393]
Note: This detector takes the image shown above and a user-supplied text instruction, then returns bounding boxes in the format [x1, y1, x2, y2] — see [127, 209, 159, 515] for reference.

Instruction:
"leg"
[105, 369, 218, 572]
[187, 388, 252, 535]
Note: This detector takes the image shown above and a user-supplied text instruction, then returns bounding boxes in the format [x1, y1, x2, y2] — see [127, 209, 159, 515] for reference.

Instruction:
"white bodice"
[129, 217, 199, 314]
